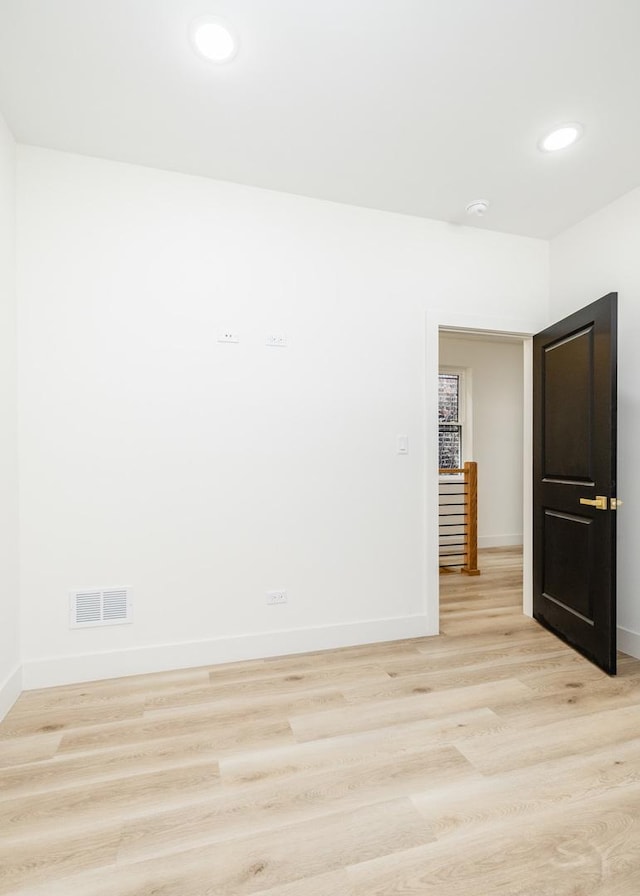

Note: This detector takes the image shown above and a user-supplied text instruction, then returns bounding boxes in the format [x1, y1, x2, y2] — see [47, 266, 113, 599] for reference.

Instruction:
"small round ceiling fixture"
[466, 200, 491, 217]
[539, 124, 583, 153]
[190, 16, 238, 63]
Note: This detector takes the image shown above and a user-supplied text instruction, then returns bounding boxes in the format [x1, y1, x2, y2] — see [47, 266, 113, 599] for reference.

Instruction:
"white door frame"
[425, 309, 547, 633]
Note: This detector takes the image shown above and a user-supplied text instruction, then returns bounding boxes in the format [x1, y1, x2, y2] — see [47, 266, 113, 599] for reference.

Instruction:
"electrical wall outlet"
[218, 331, 239, 343]
[266, 334, 287, 347]
[267, 590, 288, 605]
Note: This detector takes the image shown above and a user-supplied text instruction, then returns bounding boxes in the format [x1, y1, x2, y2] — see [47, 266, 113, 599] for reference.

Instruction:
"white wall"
[17, 146, 549, 687]
[0, 112, 20, 716]
[439, 335, 523, 548]
[550, 186, 640, 659]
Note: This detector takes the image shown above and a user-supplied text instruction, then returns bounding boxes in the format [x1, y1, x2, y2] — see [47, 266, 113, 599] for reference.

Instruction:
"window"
[438, 368, 467, 469]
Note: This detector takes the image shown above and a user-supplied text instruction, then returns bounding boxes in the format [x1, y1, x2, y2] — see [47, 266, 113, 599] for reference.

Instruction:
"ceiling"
[0, 0, 639, 239]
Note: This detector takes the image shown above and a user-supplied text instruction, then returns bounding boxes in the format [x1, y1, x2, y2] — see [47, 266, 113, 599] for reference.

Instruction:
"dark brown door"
[533, 293, 618, 674]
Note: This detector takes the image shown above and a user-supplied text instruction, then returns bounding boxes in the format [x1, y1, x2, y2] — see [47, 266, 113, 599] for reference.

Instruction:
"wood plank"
[0, 761, 220, 842]
[0, 733, 222, 800]
[0, 699, 146, 740]
[348, 785, 640, 896]
[250, 869, 349, 896]
[117, 744, 471, 864]
[0, 828, 122, 896]
[56, 689, 344, 754]
[220, 708, 500, 786]
[10, 667, 213, 713]
[411, 735, 640, 840]
[289, 678, 532, 742]
[455, 703, 640, 774]
[0, 732, 62, 770]
[145, 664, 391, 711]
[341, 650, 582, 703]
[10, 799, 434, 896]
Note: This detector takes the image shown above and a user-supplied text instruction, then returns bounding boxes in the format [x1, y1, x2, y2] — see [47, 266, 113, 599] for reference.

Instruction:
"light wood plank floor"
[2, 547, 640, 895]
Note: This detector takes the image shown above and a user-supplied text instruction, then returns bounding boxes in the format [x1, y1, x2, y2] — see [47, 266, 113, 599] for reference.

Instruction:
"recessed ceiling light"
[539, 124, 583, 153]
[189, 16, 238, 63]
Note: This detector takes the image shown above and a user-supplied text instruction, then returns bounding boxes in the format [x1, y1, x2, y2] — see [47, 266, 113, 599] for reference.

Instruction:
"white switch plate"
[266, 334, 287, 347]
[218, 331, 239, 343]
[397, 435, 409, 455]
[267, 590, 288, 605]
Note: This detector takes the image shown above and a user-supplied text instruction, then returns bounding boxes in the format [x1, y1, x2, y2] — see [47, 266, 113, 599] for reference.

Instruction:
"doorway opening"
[437, 328, 528, 630]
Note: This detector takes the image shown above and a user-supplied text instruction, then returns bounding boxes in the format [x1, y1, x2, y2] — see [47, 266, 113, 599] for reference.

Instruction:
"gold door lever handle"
[579, 495, 608, 510]
[610, 498, 623, 510]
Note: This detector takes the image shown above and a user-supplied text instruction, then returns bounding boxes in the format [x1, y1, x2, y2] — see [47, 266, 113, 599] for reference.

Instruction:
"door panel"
[543, 326, 594, 482]
[542, 509, 593, 621]
[533, 293, 617, 674]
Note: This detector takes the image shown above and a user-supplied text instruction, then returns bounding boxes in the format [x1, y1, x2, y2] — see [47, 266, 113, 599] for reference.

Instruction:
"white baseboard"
[21, 614, 431, 691]
[477, 534, 523, 549]
[0, 664, 22, 721]
[618, 626, 640, 660]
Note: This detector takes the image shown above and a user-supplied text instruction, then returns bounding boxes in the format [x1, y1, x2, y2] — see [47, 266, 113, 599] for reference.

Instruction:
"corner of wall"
[0, 111, 21, 723]
[618, 627, 640, 661]
[0, 664, 22, 721]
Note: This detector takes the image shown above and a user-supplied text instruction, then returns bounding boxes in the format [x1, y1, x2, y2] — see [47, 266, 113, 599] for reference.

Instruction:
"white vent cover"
[69, 588, 132, 628]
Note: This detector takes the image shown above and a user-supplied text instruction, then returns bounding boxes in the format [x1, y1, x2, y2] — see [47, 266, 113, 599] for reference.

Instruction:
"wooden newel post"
[461, 461, 480, 575]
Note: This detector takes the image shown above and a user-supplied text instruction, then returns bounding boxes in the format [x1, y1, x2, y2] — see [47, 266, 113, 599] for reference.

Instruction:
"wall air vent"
[69, 588, 132, 628]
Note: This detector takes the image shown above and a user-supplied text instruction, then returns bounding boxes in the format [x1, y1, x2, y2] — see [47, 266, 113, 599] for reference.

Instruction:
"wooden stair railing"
[438, 461, 480, 575]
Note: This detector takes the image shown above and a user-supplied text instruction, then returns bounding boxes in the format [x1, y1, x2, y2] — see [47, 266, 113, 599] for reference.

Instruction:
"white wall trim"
[617, 626, 640, 660]
[427, 310, 546, 631]
[0, 664, 22, 721]
[522, 337, 534, 618]
[21, 614, 430, 690]
[477, 535, 523, 549]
